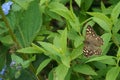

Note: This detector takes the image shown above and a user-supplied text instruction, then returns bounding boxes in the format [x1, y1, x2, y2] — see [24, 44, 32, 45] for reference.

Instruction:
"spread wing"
[83, 25, 103, 57]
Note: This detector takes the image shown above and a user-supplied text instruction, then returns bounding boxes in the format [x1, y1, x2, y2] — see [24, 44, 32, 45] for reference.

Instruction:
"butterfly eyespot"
[83, 25, 103, 57]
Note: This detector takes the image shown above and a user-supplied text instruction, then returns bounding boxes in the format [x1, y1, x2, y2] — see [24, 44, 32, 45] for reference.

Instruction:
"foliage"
[0, 0, 120, 80]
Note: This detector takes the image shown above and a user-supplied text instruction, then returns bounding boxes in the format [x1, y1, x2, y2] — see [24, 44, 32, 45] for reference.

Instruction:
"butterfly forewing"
[86, 26, 103, 46]
[83, 25, 103, 57]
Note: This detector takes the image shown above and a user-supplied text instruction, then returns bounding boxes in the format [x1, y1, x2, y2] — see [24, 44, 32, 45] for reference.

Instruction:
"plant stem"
[0, 6, 20, 48]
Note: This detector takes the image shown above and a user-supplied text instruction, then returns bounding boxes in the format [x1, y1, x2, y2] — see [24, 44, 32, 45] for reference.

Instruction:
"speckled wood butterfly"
[83, 25, 103, 57]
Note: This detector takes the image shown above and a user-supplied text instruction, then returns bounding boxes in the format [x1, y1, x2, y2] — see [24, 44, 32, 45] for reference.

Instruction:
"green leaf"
[54, 64, 69, 80]
[15, 70, 21, 79]
[53, 28, 67, 54]
[15, 0, 42, 47]
[81, 0, 93, 11]
[0, 35, 13, 44]
[112, 33, 120, 46]
[32, 43, 46, 53]
[109, 0, 120, 4]
[48, 2, 71, 21]
[112, 19, 120, 33]
[53, 28, 71, 67]
[67, 29, 79, 40]
[17, 44, 45, 54]
[36, 58, 51, 75]
[85, 56, 116, 65]
[46, 10, 63, 22]
[73, 64, 97, 75]
[70, 44, 84, 60]
[38, 42, 62, 63]
[0, 22, 8, 35]
[13, 0, 34, 10]
[61, 55, 71, 67]
[12, 3, 21, 11]
[0, 45, 6, 70]
[101, 33, 112, 54]
[85, 56, 113, 62]
[92, 17, 110, 32]
[106, 67, 120, 80]
[93, 62, 107, 70]
[111, 1, 120, 24]
[74, 36, 84, 48]
[48, 68, 55, 80]
[75, 0, 81, 7]
[17, 47, 45, 54]
[64, 69, 71, 80]
[68, 29, 84, 48]
[87, 12, 112, 32]
[98, 58, 116, 65]
[39, 42, 60, 56]
[52, 28, 71, 67]
[39, 0, 49, 5]
[101, 2, 106, 13]
[11, 54, 36, 69]
[101, 2, 112, 14]
[11, 54, 23, 64]
[112, 19, 120, 45]
[117, 47, 120, 57]
[22, 56, 36, 68]
[112, 19, 120, 47]
[49, 2, 80, 32]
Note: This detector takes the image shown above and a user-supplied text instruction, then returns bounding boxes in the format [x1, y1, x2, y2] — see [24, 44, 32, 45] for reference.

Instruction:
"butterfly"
[83, 25, 103, 57]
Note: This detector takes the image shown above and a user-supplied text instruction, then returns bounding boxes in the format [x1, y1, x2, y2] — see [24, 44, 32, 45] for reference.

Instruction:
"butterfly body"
[83, 25, 103, 57]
